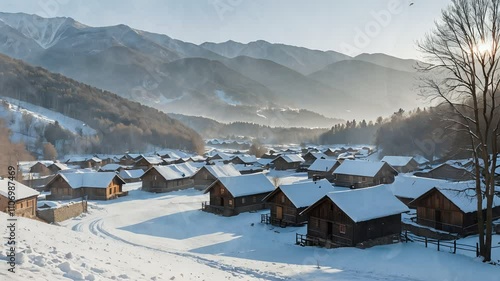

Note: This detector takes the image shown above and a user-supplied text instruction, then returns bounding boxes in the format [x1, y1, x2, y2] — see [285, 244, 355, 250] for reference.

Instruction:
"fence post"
[405, 230, 408, 243]
[476, 243, 479, 257]
[437, 240, 440, 252]
[453, 240, 456, 254]
[425, 237, 427, 248]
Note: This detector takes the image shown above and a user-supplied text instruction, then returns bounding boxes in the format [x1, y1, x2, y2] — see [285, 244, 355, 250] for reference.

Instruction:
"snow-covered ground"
[1, 183, 499, 281]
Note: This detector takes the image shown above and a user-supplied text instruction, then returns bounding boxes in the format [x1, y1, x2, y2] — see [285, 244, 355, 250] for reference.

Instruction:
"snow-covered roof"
[412, 186, 500, 213]
[308, 159, 339, 172]
[385, 175, 453, 199]
[233, 154, 257, 163]
[30, 161, 53, 168]
[313, 185, 409, 222]
[333, 160, 396, 177]
[119, 169, 144, 179]
[49, 162, 69, 171]
[0, 178, 40, 200]
[206, 173, 275, 197]
[99, 163, 122, 171]
[145, 163, 198, 180]
[138, 156, 163, 165]
[381, 156, 415, 167]
[264, 179, 344, 208]
[305, 152, 328, 160]
[203, 164, 241, 178]
[273, 154, 304, 163]
[57, 172, 123, 189]
[208, 152, 233, 161]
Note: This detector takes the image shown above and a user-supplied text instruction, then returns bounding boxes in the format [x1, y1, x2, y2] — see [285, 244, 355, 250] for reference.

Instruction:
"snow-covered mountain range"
[0, 12, 425, 126]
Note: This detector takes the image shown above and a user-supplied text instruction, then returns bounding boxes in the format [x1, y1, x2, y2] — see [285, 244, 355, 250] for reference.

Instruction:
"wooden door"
[276, 206, 283, 220]
[435, 210, 442, 230]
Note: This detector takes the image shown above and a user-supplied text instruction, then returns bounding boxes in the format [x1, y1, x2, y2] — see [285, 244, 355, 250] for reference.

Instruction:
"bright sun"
[476, 41, 492, 54]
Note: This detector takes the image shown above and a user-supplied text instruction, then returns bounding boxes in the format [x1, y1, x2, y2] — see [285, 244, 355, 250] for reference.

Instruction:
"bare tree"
[418, 0, 500, 261]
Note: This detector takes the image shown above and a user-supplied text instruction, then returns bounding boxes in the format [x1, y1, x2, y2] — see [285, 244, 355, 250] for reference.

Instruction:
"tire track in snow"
[89, 218, 287, 281]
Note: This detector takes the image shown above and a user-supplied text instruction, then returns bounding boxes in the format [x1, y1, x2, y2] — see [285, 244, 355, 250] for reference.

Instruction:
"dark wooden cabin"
[410, 187, 500, 235]
[141, 163, 196, 193]
[332, 160, 398, 188]
[381, 156, 419, 173]
[414, 164, 474, 181]
[191, 164, 241, 190]
[45, 172, 126, 200]
[271, 154, 304, 171]
[307, 159, 341, 181]
[262, 179, 340, 226]
[301, 186, 409, 247]
[202, 173, 275, 217]
[29, 162, 52, 176]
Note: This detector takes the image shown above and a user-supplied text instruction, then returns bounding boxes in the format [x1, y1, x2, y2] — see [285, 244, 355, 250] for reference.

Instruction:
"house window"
[253, 196, 257, 203]
[362, 177, 366, 181]
[221, 188, 225, 195]
[339, 224, 346, 234]
[314, 218, 319, 228]
[228, 199, 233, 206]
[281, 195, 285, 203]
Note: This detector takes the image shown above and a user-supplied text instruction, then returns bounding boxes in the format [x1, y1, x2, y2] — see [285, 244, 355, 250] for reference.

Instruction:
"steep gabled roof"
[119, 169, 144, 179]
[263, 179, 344, 208]
[381, 156, 415, 167]
[202, 164, 241, 178]
[272, 154, 304, 164]
[204, 173, 275, 197]
[410, 186, 500, 213]
[143, 163, 198, 181]
[53, 172, 124, 189]
[308, 159, 339, 172]
[302, 185, 409, 222]
[333, 160, 397, 177]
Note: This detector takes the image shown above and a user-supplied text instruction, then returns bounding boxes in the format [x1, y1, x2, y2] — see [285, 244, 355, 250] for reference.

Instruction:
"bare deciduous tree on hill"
[418, 0, 500, 262]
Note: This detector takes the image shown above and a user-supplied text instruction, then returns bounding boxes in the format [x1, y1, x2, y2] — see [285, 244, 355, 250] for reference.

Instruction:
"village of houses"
[2, 141, 500, 275]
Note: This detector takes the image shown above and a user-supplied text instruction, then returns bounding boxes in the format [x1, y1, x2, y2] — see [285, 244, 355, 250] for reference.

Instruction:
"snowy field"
[1, 184, 499, 281]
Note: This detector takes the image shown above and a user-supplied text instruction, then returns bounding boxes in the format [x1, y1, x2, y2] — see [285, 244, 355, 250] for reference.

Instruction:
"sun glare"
[476, 41, 492, 54]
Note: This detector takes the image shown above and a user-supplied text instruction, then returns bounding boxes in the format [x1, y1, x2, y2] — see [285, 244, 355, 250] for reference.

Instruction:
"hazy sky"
[0, 0, 451, 59]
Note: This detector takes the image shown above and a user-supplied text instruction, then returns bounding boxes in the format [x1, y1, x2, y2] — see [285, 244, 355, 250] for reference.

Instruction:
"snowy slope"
[0, 97, 97, 139]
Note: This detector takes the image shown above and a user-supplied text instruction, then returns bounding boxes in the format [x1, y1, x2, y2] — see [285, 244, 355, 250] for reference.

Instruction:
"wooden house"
[202, 173, 275, 216]
[29, 162, 52, 176]
[45, 172, 126, 200]
[206, 152, 233, 163]
[119, 153, 142, 166]
[262, 179, 342, 226]
[47, 162, 69, 174]
[410, 187, 500, 234]
[134, 156, 163, 171]
[324, 148, 341, 157]
[191, 164, 241, 190]
[302, 152, 329, 166]
[307, 159, 341, 181]
[118, 169, 144, 183]
[65, 156, 102, 169]
[99, 163, 123, 172]
[230, 155, 257, 165]
[271, 154, 305, 171]
[414, 163, 474, 181]
[141, 163, 197, 193]
[0, 179, 39, 218]
[332, 160, 398, 188]
[381, 156, 419, 173]
[301, 186, 409, 247]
